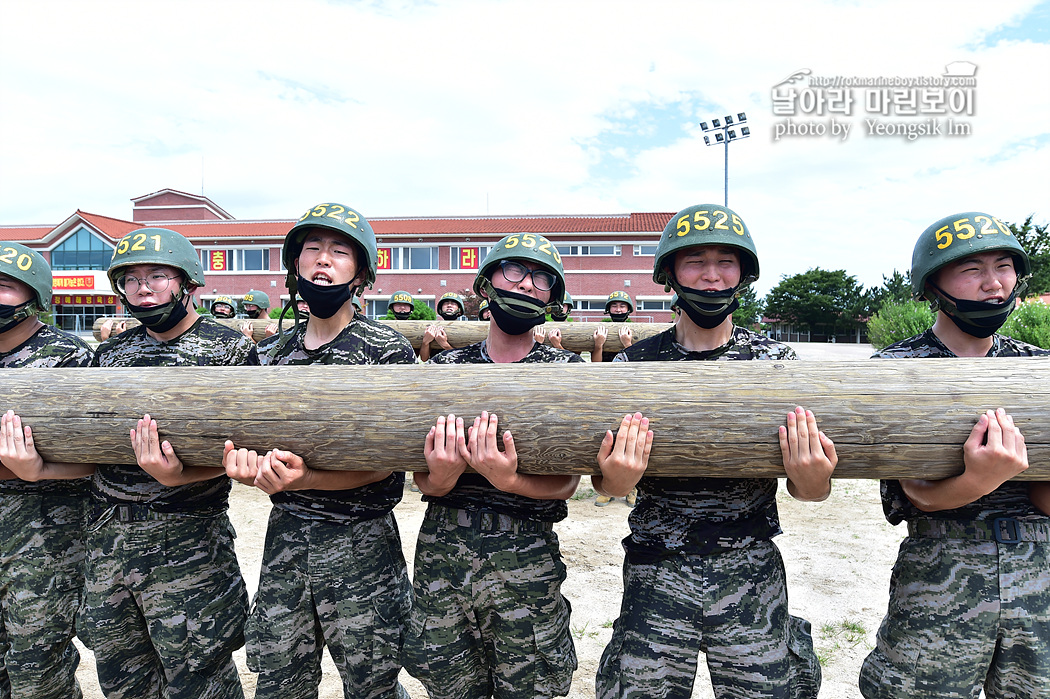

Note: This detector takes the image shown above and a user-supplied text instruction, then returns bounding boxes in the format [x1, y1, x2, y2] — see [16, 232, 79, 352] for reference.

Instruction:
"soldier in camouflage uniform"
[402, 233, 581, 699]
[222, 204, 415, 699]
[859, 212, 1050, 699]
[595, 204, 836, 699]
[240, 290, 270, 319]
[84, 227, 256, 698]
[0, 243, 94, 699]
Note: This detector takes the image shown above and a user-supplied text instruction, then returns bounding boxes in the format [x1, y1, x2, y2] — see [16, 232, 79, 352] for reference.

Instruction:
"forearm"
[296, 469, 392, 491]
[37, 461, 96, 481]
[0, 464, 17, 480]
[502, 474, 580, 500]
[900, 473, 994, 512]
[414, 470, 459, 497]
[160, 466, 229, 486]
[592, 472, 639, 498]
[786, 476, 831, 503]
[1030, 482, 1050, 516]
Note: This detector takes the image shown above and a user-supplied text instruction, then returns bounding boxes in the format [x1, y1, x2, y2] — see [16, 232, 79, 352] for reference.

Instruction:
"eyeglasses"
[117, 273, 179, 294]
[498, 260, 557, 292]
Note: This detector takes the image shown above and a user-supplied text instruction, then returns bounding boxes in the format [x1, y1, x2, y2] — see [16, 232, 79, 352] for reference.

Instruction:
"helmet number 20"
[0, 247, 33, 271]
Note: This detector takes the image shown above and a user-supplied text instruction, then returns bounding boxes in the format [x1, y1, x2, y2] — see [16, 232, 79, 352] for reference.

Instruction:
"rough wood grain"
[3, 360, 1047, 479]
[92, 317, 671, 353]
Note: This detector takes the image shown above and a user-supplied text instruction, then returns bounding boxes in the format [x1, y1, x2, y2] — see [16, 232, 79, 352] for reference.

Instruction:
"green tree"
[866, 300, 935, 350]
[1006, 215, 1049, 296]
[732, 286, 763, 327]
[868, 270, 912, 315]
[1000, 301, 1050, 349]
[762, 268, 867, 335]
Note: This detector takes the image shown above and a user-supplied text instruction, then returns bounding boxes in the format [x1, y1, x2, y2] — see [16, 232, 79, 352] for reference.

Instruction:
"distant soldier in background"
[211, 295, 237, 319]
[240, 290, 270, 319]
[592, 290, 634, 363]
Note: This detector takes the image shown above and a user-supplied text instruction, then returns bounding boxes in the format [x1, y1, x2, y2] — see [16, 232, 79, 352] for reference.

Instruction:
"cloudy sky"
[1, 0, 1047, 296]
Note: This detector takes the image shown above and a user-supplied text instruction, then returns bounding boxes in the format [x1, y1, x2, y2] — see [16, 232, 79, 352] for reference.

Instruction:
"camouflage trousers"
[79, 508, 247, 699]
[859, 523, 1050, 699]
[596, 539, 820, 699]
[245, 508, 411, 699]
[0, 493, 86, 699]
[402, 505, 577, 699]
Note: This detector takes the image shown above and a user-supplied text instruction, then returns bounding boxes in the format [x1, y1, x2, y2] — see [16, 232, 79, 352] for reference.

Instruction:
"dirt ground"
[75, 342, 903, 699]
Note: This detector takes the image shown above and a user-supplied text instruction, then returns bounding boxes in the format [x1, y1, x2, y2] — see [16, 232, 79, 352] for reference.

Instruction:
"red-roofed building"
[2, 190, 677, 332]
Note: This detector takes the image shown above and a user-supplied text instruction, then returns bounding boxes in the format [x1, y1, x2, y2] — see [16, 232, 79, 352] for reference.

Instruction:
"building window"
[201, 248, 270, 272]
[376, 247, 440, 271]
[50, 227, 112, 270]
[52, 303, 118, 333]
[633, 244, 659, 256]
[555, 244, 621, 256]
[575, 300, 608, 312]
[638, 300, 672, 311]
[449, 246, 491, 271]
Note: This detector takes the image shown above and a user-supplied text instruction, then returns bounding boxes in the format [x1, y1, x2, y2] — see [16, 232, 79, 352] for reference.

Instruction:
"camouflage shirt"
[613, 325, 799, 561]
[872, 329, 1049, 525]
[425, 340, 584, 523]
[91, 317, 259, 513]
[256, 317, 416, 522]
[0, 323, 93, 496]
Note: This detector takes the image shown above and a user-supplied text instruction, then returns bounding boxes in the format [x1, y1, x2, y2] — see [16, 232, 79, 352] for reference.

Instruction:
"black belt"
[426, 504, 554, 533]
[908, 518, 1050, 543]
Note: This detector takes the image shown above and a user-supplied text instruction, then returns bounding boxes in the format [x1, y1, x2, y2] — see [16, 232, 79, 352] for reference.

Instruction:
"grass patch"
[816, 618, 869, 666]
[571, 486, 597, 501]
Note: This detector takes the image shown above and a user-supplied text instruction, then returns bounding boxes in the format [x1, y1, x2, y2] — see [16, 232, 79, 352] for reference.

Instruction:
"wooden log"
[3, 359, 1047, 479]
[92, 317, 672, 353]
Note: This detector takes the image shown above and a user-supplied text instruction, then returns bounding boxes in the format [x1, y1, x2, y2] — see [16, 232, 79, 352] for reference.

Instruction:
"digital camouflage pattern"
[256, 316, 416, 522]
[600, 325, 820, 697]
[78, 515, 247, 699]
[249, 314, 415, 697]
[90, 317, 258, 510]
[425, 340, 583, 523]
[406, 340, 581, 697]
[0, 324, 91, 699]
[612, 326, 796, 560]
[85, 315, 254, 698]
[596, 541, 819, 699]
[403, 507, 577, 699]
[860, 329, 1050, 699]
[246, 509, 411, 699]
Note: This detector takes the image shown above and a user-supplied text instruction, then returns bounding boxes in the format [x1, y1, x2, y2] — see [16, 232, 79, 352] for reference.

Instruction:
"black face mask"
[550, 309, 568, 322]
[930, 282, 1022, 339]
[0, 302, 34, 333]
[126, 296, 190, 334]
[392, 308, 413, 320]
[297, 276, 354, 320]
[674, 284, 740, 329]
[481, 279, 549, 336]
[609, 312, 630, 323]
[438, 307, 461, 321]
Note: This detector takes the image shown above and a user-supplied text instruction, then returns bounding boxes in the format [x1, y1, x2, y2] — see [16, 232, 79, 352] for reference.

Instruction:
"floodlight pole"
[699, 111, 750, 208]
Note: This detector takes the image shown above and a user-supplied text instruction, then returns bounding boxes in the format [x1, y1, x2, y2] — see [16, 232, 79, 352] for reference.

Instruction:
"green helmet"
[438, 291, 465, 315]
[0, 242, 51, 313]
[473, 232, 566, 312]
[605, 290, 634, 314]
[107, 227, 206, 295]
[562, 291, 574, 310]
[911, 212, 1031, 300]
[477, 299, 490, 318]
[653, 204, 759, 290]
[282, 203, 378, 296]
[390, 291, 414, 306]
[210, 295, 236, 318]
[241, 290, 270, 311]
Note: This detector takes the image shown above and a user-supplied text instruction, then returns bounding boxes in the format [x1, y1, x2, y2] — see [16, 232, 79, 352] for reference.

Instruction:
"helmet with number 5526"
[910, 211, 1031, 301]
